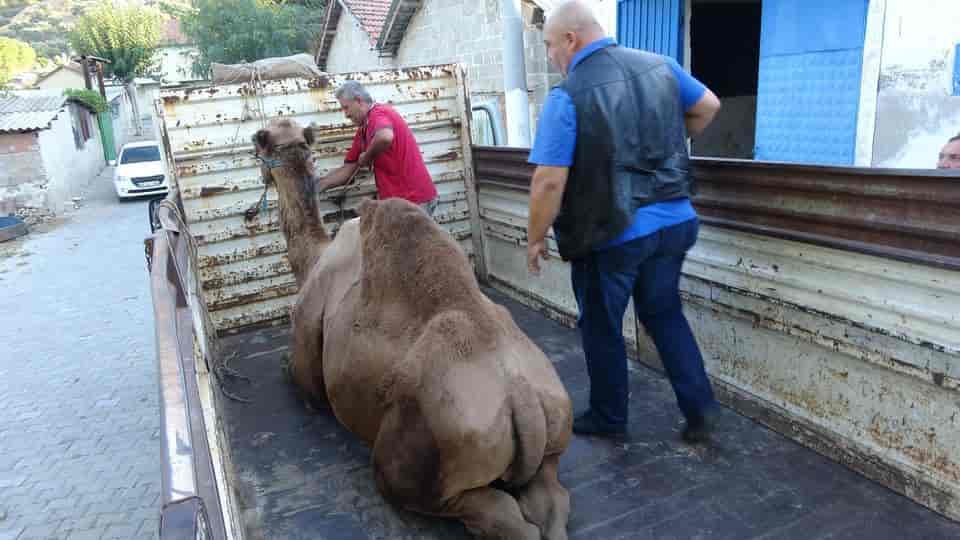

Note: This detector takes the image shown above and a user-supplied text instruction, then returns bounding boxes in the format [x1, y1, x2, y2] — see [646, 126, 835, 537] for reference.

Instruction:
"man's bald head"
[543, 1, 607, 75]
[545, 0, 604, 36]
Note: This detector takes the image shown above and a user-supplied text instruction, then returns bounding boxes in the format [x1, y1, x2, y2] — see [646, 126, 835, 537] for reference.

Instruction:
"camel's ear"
[252, 129, 272, 152]
[302, 126, 315, 146]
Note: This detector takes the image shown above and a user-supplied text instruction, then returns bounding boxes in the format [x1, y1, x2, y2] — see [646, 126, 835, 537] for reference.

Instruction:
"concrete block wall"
[325, 0, 555, 138]
[0, 132, 49, 212]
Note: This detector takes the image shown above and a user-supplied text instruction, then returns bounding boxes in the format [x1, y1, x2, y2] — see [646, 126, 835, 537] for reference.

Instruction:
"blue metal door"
[617, 0, 684, 63]
[754, 0, 870, 165]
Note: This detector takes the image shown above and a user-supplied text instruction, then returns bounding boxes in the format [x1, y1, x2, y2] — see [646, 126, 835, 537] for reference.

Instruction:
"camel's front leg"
[284, 306, 328, 410]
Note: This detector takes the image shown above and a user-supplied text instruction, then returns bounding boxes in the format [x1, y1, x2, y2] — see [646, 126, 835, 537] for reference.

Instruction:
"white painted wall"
[34, 68, 86, 90]
[325, 5, 395, 73]
[157, 45, 203, 85]
[871, 0, 960, 168]
[38, 105, 105, 213]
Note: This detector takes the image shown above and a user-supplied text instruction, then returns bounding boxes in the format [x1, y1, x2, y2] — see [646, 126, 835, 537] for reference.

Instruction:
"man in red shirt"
[318, 81, 439, 216]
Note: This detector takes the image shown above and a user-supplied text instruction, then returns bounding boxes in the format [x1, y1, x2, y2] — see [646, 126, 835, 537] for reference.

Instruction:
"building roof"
[341, 0, 392, 44]
[0, 91, 69, 133]
[33, 62, 84, 85]
[161, 19, 191, 46]
[316, 0, 422, 67]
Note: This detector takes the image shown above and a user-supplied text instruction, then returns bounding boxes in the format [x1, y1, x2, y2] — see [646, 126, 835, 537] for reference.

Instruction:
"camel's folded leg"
[373, 401, 540, 540]
[515, 454, 570, 540]
[443, 487, 541, 540]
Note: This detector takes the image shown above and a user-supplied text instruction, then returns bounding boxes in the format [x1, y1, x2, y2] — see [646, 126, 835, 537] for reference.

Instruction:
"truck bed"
[218, 288, 960, 540]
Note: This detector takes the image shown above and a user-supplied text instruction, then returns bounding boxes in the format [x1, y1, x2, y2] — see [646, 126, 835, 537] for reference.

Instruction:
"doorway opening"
[688, 0, 762, 159]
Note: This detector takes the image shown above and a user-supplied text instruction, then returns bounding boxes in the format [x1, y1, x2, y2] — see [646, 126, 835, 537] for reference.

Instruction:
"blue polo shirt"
[529, 38, 707, 250]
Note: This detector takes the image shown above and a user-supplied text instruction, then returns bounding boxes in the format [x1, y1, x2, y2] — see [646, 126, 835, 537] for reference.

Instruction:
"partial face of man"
[544, 25, 578, 76]
[338, 97, 368, 126]
[938, 140, 960, 169]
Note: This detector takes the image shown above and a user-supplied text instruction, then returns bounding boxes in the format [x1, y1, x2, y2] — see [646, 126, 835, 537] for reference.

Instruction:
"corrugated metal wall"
[472, 146, 960, 521]
[158, 64, 482, 334]
[617, 0, 684, 62]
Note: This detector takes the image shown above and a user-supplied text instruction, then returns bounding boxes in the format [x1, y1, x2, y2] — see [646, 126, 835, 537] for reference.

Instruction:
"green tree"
[69, 0, 164, 134]
[176, 0, 324, 79]
[69, 1, 164, 81]
[0, 36, 36, 86]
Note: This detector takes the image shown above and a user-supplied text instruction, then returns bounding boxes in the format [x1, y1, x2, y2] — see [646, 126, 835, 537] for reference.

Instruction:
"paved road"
[0, 167, 160, 540]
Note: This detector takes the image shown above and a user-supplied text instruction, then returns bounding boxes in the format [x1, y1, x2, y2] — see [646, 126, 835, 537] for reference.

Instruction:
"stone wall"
[0, 132, 49, 212]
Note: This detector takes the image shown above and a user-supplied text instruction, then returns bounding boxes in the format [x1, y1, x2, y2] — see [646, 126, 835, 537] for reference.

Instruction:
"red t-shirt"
[345, 103, 437, 204]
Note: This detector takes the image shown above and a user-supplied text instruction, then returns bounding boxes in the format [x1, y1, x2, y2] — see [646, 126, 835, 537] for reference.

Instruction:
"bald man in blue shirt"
[526, 1, 722, 442]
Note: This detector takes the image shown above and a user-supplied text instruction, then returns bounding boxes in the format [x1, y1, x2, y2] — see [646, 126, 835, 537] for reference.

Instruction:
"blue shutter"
[754, 0, 869, 165]
[617, 0, 684, 63]
[953, 44, 960, 96]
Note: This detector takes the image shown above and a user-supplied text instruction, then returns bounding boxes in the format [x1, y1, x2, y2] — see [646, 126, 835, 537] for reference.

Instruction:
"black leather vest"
[553, 45, 693, 260]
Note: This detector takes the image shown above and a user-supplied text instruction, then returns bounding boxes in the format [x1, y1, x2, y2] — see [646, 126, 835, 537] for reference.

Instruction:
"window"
[471, 102, 503, 146]
[120, 145, 162, 165]
[70, 104, 93, 149]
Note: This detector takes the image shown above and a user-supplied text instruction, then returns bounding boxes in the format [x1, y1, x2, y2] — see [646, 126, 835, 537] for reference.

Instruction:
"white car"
[113, 141, 170, 199]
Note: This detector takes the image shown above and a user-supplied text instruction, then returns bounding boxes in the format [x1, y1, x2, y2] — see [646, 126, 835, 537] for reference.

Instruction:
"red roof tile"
[162, 19, 191, 46]
[341, 0, 392, 44]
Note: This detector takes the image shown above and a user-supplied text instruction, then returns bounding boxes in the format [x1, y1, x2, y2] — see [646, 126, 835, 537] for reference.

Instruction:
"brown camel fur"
[253, 118, 574, 539]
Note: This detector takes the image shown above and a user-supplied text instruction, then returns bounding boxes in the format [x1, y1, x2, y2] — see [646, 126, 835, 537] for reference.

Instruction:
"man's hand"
[527, 239, 549, 275]
[357, 151, 372, 168]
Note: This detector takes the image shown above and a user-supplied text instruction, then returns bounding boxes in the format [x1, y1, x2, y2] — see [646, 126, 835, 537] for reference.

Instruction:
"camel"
[252, 118, 574, 539]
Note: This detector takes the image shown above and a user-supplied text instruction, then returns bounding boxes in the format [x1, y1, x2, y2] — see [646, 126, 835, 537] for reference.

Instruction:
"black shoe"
[573, 410, 627, 437]
[682, 413, 714, 444]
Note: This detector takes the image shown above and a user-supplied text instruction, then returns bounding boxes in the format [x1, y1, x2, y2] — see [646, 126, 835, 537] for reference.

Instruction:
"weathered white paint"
[476, 179, 960, 520]
[38, 105, 105, 213]
[157, 45, 203, 85]
[871, 0, 960, 168]
[159, 65, 483, 333]
[33, 67, 86, 91]
[855, 0, 886, 167]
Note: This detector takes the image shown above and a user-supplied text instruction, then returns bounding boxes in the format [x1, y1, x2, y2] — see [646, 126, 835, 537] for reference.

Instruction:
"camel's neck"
[271, 169, 329, 284]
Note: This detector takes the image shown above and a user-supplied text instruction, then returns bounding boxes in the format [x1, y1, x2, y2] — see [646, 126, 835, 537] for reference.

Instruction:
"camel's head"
[252, 118, 316, 189]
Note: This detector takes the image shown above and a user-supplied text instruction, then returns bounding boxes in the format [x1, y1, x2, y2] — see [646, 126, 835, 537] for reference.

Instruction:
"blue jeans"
[570, 218, 715, 429]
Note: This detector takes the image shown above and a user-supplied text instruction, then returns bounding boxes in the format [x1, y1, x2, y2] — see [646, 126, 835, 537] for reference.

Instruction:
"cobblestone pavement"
[0, 167, 161, 540]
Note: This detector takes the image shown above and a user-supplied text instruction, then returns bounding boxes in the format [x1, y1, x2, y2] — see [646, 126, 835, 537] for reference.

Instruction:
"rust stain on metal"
[199, 186, 230, 197]
[203, 260, 291, 290]
[868, 416, 960, 484]
[474, 146, 960, 271]
[208, 283, 299, 312]
[308, 75, 332, 89]
[434, 150, 459, 161]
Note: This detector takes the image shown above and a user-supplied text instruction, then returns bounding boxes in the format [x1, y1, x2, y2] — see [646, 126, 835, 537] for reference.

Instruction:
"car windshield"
[120, 145, 161, 164]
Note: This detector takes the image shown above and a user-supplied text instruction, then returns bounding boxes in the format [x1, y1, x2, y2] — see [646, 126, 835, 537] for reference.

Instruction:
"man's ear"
[252, 129, 272, 153]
